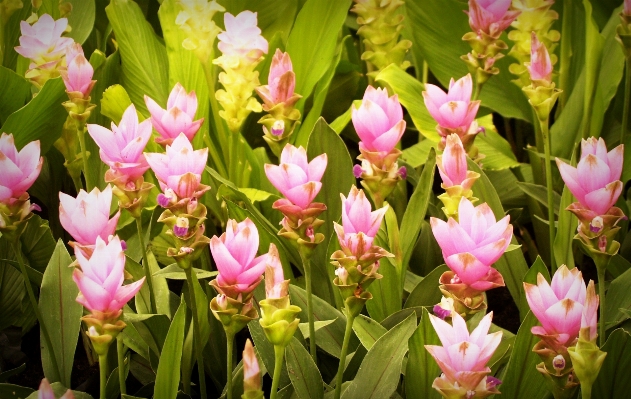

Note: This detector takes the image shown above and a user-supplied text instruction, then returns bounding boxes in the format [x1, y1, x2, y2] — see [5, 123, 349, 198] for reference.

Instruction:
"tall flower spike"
[466, 0, 520, 38]
[425, 311, 503, 398]
[522, 35, 562, 122]
[242, 339, 263, 397]
[437, 134, 480, 219]
[175, 0, 225, 64]
[145, 83, 204, 146]
[527, 32, 553, 84]
[61, 43, 96, 99]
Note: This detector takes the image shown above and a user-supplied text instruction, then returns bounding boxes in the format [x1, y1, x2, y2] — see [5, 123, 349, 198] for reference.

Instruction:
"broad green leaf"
[297, 319, 337, 339]
[153, 298, 186, 399]
[353, 315, 387, 350]
[182, 267, 210, 349]
[605, 267, 631, 330]
[307, 118, 356, 304]
[592, 329, 631, 399]
[404, 265, 449, 309]
[286, 337, 325, 399]
[1, 77, 67, 154]
[498, 312, 548, 399]
[475, 115, 520, 170]
[0, 364, 26, 383]
[517, 182, 561, 215]
[405, 308, 442, 399]
[0, 263, 24, 332]
[106, 0, 169, 115]
[66, 0, 96, 45]
[341, 313, 416, 399]
[401, 140, 435, 168]
[100, 84, 133, 125]
[286, 0, 352, 112]
[404, 0, 531, 121]
[3, 2, 32, 70]
[0, 384, 34, 399]
[19, 215, 57, 274]
[0, 66, 30, 124]
[580, 0, 606, 141]
[39, 240, 82, 387]
[153, 264, 217, 280]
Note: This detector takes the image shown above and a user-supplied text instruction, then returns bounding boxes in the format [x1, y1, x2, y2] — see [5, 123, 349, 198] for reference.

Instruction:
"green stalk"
[77, 123, 92, 191]
[300, 251, 317, 363]
[596, 263, 607, 347]
[184, 267, 208, 399]
[582, 385, 592, 399]
[269, 345, 285, 399]
[12, 242, 61, 382]
[541, 118, 556, 271]
[334, 312, 355, 399]
[117, 334, 127, 395]
[226, 330, 235, 399]
[558, 0, 573, 111]
[136, 218, 157, 315]
[621, 58, 631, 146]
[99, 354, 108, 399]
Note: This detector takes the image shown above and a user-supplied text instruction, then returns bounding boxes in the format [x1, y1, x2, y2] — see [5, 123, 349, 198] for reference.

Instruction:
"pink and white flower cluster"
[0, 133, 43, 204]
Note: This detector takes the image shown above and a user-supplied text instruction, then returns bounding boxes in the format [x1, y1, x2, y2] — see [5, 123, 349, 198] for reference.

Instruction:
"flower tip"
[353, 164, 364, 178]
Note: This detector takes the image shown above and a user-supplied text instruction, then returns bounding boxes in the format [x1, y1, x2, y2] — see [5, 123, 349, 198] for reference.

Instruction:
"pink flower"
[256, 49, 299, 108]
[423, 74, 480, 136]
[87, 104, 152, 182]
[524, 265, 598, 350]
[264, 144, 327, 209]
[38, 378, 75, 399]
[466, 0, 520, 38]
[243, 339, 261, 393]
[61, 43, 95, 97]
[425, 311, 502, 392]
[73, 235, 145, 315]
[438, 134, 477, 190]
[528, 32, 552, 83]
[556, 137, 623, 215]
[15, 14, 73, 66]
[209, 218, 268, 295]
[625, 0, 631, 16]
[0, 133, 43, 203]
[59, 185, 121, 247]
[144, 133, 208, 200]
[335, 186, 388, 257]
[217, 11, 268, 61]
[352, 86, 406, 158]
[264, 244, 287, 299]
[144, 83, 204, 146]
[430, 197, 512, 292]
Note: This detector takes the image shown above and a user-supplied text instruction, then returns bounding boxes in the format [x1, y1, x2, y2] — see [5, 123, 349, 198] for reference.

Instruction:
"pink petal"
[577, 154, 612, 192]
[444, 252, 490, 285]
[583, 181, 623, 215]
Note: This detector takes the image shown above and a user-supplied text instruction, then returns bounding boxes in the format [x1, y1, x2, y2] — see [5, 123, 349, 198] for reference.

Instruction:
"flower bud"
[335, 267, 349, 285]
[353, 164, 363, 178]
[590, 216, 604, 234]
[271, 120, 284, 136]
[552, 354, 565, 371]
[173, 217, 189, 237]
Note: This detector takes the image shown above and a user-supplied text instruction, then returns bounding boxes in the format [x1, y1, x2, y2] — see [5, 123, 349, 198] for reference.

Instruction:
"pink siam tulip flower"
[466, 0, 520, 38]
[144, 83, 204, 146]
[625, 0, 631, 16]
[144, 133, 209, 201]
[556, 137, 624, 216]
[210, 218, 269, 296]
[264, 144, 327, 210]
[87, 104, 152, 182]
[15, 14, 73, 66]
[38, 378, 74, 399]
[264, 244, 287, 299]
[524, 265, 598, 350]
[527, 32, 552, 83]
[59, 185, 121, 247]
[352, 86, 406, 160]
[217, 11, 269, 62]
[73, 236, 145, 316]
[425, 311, 503, 395]
[243, 339, 262, 393]
[335, 186, 388, 258]
[61, 43, 95, 98]
[256, 49, 300, 108]
[437, 134, 478, 190]
[430, 197, 512, 292]
[0, 133, 43, 203]
[423, 74, 481, 147]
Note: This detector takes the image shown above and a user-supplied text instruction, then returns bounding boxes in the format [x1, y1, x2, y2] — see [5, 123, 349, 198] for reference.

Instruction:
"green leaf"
[297, 319, 337, 340]
[307, 118, 356, 304]
[100, 84, 133, 125]
[341, 313, 416, 399]
[1, 77, 67, 154]
[605, 267, 631, 330]
[352, 315, 387, 350]
[286, 0, 352, 112]
[153, 297, 186, 399]
[285, 337, 325, 399]
[593, 329, 631, 398]
[404, 0, 532, 121]
[0, 66, 31, 124]
[153, 264, 218, 280]
[66, 0, 96, 45]
[0, 383, 34, 398]
[405, 308, 442, 399]
[0, 263, 24, 332]
[498, 312, 548, 399]
[474, 115, 520, 170]
[106, 0, 169, 115]
[517, 182, 562, 216]
[404, 265, 449, 309]
[39, 240, 83, 387]
[183, 267, 210, 349]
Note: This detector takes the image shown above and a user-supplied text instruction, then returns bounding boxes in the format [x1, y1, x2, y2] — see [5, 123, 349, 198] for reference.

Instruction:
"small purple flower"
[173, 217, 189, 237]
[433, 304, 452, 320]
[589, 216, 603, 234]
[552, 354, 565, 371]
[271, 120, 285, 136]
[353, 164, 363, 178]
[486, 376, 502, 389]
[398, 166, 407, 180]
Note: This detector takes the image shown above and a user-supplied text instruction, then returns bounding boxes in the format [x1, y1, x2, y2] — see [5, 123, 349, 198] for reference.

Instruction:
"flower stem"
[269, 345, 285, 399]
[621, 58, 631, 146]
[117, 334, 126, 395]
[300, 251, 317, 363]
[136, 217, 157, 315]
[226, 330, 235, 399]
[12, 242, 61, 382]
[99, 353, 108, 399]
[334, 311, 355, 399]
[184, 267, 208, 399]
[76, 122, 92, 191]
[540, 118, 556, 271]
[558, 0, 573, 112]
[596, 263, 607, 347]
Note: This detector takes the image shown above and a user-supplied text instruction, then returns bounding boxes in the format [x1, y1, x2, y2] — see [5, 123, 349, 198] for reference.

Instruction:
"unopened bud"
[187, 197, 198, 214]
[486, 376, 502, 389]
[306, 225, 315, 242]
[353, 164, 363, 178]
[271, 120, 284, 136]
[450, 274, 462, 284]
[335, 267, 348, 285]
[216, 294, 228, 310]
[30, 203, 41, 212]
[88, 326, 99, 337]
[121, 240, 128, 251]
[553, 354, 565, 371]
[590, 216, 604, 234]
[598, 236, 607, 252]
[241, 300, 253, 315]
[398, 166, 407, 179]
[173, 217, 189, 237]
